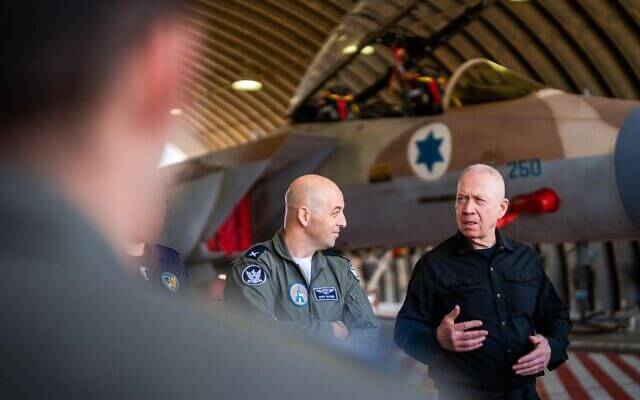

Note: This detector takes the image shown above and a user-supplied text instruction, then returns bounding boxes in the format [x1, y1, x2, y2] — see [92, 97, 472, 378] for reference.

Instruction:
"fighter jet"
[163, 59, 640, 261]
[161, 0, 640, 263]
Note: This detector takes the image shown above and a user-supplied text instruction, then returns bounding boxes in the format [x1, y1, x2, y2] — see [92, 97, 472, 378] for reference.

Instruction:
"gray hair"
[458, 164, 506, 199]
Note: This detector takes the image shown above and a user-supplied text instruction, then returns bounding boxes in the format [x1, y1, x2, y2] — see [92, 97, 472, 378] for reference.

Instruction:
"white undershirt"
[292, 256, 313, 285]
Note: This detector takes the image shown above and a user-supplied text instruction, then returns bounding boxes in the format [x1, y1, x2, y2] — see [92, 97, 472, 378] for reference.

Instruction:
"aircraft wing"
[159, 133, 337, 260]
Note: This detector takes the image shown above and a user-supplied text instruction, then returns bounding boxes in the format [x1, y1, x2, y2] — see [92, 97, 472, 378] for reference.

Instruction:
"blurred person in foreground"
[395, 164, 571, 400]
[125, 184, 191, 296]
[224, 175, 380, 349]
[0, 2, 427, 399]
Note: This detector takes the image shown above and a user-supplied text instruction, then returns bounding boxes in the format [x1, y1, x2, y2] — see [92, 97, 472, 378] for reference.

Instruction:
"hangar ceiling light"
[342, 44, 375, 55]
[231, 79, 263, 91]
[342, 44, 358, 54]
[360, 45, 375, 55]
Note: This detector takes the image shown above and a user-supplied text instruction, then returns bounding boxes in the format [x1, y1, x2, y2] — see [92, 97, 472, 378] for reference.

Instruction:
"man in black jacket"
[395, 164, 571, 400]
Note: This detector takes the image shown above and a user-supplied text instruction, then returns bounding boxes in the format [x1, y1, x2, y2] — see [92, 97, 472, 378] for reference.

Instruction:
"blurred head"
[0, 1, 192, 253]
[455, 164, 509, 248]
[131, 179, 169, 244]
[284, 175, 347, 251]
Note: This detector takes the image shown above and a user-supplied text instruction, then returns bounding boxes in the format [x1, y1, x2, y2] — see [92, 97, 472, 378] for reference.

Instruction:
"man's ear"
[498, 198, 509, 219]
[297, 206, 311, 227]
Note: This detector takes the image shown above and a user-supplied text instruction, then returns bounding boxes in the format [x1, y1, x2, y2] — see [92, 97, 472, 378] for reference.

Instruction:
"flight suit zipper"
[292, 261, 313, 323]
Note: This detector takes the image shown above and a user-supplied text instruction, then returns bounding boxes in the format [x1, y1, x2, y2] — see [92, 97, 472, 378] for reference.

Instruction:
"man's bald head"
[285, 175, 341, 214]
[459, 164, 506, 200]
[283, 175, 347, 252]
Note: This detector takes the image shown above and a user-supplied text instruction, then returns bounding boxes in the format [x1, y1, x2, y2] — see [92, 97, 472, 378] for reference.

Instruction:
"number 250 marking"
[508, 159, 541, 179]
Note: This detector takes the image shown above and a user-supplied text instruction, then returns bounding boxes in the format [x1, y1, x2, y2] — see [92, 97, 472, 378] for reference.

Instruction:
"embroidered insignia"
[242, 265, 266, 286]
[139, 266, 150, 281]
[161, 272, 179, 292]
[349, 266, 360, 281]
[289, 283, 308, 306]
[313, 287, 339, 302]
[245, 245, 267, 260]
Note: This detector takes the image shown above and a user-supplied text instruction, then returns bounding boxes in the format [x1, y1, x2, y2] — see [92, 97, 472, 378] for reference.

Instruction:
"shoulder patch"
[242, 265, 266, 286]
[245, 245, 268, 260]
[161, 272, 180, 292]
[349, 266, 360, 281]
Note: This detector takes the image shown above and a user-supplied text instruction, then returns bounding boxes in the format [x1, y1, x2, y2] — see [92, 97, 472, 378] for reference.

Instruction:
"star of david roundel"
[406, 122, 452, 181]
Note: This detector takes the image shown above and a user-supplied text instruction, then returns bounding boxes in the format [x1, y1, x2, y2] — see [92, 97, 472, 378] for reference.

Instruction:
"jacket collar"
[272, 228, 326, 279]
[272, 228, 294, 262]
[454, 229, 514, 254]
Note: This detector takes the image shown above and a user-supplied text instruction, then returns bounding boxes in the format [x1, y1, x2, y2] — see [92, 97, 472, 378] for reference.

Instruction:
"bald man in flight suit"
[225, 174, 380, 347]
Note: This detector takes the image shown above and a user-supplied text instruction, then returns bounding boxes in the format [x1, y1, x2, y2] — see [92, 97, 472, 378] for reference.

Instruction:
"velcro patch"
[242, 265, 266, 286]
[289, 283, 308, 306]
[349, 266, 360, 281]
[245, 245, 267, 260]
[161, 272, 179, 292]
[313, 287, 339, 302]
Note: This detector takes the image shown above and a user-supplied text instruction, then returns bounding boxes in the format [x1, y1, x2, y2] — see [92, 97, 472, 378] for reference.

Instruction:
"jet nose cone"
[614, 107, 640, 229]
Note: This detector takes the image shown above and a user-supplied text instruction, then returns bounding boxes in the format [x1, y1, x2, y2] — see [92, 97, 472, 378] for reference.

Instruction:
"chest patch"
[289, 283, 308, 306]
[313, 287, 339, 302]
[161, 272, 179, 292]
[242, 265, 266, 286]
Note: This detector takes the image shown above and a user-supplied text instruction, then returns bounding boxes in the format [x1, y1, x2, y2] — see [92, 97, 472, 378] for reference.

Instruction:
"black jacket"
[395, 231, 571, 392]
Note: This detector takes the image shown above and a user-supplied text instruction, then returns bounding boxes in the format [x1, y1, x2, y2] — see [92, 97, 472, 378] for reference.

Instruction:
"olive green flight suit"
[224, 229, 380, 345]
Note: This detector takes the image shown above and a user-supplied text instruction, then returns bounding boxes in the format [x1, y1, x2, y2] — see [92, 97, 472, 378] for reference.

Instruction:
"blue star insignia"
[415, 131, 444, 172]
